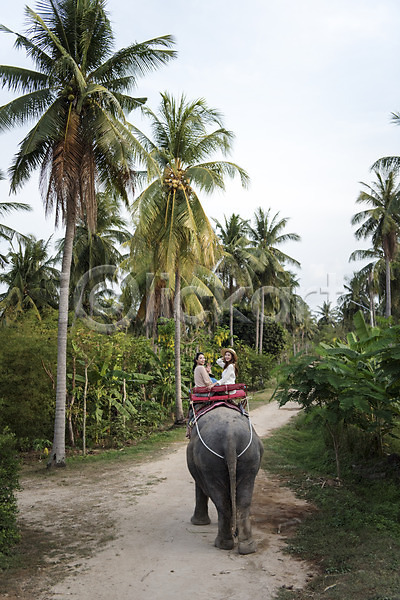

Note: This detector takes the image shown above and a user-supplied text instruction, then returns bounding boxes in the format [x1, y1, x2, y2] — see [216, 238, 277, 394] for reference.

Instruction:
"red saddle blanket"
[189, 383, 247, 403]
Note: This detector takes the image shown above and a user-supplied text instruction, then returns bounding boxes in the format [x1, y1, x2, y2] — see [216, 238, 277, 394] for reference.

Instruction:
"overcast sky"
[1, 0, 400, 312]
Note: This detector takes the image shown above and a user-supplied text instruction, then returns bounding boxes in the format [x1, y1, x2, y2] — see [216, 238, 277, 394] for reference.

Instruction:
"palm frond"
[0, 65, 49, 93]
[187, 161, 249, 193]
[371, 155, 400, 173]
[0, 24, 54, 72]
[0, 88, 54, 131]
[91, 35, 176, 84]
[9, 99, 66, 191]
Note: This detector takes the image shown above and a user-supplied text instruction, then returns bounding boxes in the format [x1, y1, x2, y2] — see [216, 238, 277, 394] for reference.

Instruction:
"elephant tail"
[226, 443, 237, 537]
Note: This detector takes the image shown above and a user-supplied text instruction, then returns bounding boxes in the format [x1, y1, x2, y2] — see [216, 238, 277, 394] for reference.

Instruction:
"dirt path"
[12, 401, 314, 600]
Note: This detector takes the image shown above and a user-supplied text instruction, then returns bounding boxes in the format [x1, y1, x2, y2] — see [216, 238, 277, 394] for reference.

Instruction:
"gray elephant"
[186, 406, 264, 554]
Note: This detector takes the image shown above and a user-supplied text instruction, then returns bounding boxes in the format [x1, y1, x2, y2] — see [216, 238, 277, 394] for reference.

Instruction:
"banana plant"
[274, 312, 400, 478]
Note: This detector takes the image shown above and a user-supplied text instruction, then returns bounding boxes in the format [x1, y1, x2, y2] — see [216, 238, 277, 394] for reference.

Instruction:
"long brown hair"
[222, 352, 238, 377]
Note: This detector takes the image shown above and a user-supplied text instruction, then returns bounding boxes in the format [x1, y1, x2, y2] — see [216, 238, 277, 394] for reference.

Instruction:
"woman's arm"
[217, 363, 236, 385]
[216, 357, 225, 369]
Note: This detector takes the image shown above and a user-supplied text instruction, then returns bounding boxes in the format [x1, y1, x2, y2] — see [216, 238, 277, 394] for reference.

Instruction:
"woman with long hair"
[216, 348, 238, 385]
[193, 352, 215, 390]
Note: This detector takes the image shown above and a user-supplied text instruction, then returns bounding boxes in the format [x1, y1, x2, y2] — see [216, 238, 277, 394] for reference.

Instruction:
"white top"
[216, 357, 236, 385]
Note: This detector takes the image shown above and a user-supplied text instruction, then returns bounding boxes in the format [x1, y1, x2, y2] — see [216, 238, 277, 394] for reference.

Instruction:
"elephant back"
[189, 406, 262, 467]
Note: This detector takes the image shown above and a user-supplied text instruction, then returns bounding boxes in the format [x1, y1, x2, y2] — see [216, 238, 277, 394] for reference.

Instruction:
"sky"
[1, 0, 400, 313]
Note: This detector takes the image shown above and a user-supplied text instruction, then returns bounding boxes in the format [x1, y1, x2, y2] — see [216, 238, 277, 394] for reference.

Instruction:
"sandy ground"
[12, 401, 315, 600]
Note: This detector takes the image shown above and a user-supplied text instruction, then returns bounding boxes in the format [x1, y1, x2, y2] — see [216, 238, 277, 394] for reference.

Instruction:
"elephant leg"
[237, 507, 257, 554]
[213, 495, 234, 550]
[191, 483, 211, 525]
[237, 484, 257, 554]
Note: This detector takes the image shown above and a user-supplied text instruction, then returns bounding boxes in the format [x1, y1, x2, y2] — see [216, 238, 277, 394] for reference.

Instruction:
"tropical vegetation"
[129, 92, 249, 422]
[0, 0, 176, 466]
[2, 0, 400, 585]
[351, 166, 400, 318]
[0, 235, 59, 322]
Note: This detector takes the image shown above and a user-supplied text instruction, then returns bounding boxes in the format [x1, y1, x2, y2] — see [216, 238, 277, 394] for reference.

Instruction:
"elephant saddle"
[189, 383, 247, 404]
[186, 384, 248, 438]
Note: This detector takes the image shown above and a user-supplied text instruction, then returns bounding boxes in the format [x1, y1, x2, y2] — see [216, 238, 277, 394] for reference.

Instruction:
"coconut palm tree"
[248, 207, 300, 353]
[0, 0, 175, 466]
[56, 190, 131, 314]
[338, 268, 377, 328]
[348, 246, 383, 326]
[213, 213, 258, 345]
[0, 235, 59, 321]
[351, 167, 400, 318]
[123, 235, 221, 340]
[316, 300, 339, 327]
[131, 93, 249, 422]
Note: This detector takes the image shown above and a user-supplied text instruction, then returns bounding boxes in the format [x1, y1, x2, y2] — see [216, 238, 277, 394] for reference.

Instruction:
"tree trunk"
[229, 297, 234, 346]
[83, 362, 88, 456]
[368, 272, 376, 327]
[48, 209, 75, 468]
[258, 290, 265, 354]
[67, 356, 76, 447]
[327, 423, 341, 481]
[255, 305, 259, 351]
[229, 279, 234, 346]
[385, 255, 391, 318]
[174, 269, 185, 424]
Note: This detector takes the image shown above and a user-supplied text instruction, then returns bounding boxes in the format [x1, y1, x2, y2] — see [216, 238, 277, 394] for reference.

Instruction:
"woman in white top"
[216, 348, 238, 385]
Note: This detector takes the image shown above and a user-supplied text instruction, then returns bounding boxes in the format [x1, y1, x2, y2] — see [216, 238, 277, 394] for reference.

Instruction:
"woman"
[216, 348, 238, 385]
[193, 352, 215, 390]
[187, 352, 215, 436]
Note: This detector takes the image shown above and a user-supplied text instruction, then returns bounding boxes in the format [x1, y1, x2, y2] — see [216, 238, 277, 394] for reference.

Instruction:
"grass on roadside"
[263, 414, 400, 600]
[20, 425, 188, 477]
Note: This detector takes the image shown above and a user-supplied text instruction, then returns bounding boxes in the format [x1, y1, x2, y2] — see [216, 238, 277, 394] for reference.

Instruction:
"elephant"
[186, 405, 264, 554]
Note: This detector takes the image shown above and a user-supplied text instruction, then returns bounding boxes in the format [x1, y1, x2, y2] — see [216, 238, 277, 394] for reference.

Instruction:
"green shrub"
[274, 313, 400, 478]
[0, 312, 58, 446]
[0, 429, 21, 564]
[237, 344, 275, 390]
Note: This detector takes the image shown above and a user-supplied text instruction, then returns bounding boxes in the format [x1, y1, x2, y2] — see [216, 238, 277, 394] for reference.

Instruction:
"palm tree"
[0, 235, 59, 321]
[214, 213, 257, 345]
[0, 0, 175, 466]
[132, 93, 249, 422]
[123, 234, 220, 339]
[348, 247, 383, 326]
[56, 190, 131, 312]
[0, 169, 31, 266]
[338, 269, 376, 328]
[249, 207, 300, 353]
[316, 300, 338, 327]
[299, 308, 318, 352]
[351, 167, 400, 318]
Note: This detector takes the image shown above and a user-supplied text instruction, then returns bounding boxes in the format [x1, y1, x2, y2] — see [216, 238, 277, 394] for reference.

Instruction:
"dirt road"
[13, 401, 314, 600]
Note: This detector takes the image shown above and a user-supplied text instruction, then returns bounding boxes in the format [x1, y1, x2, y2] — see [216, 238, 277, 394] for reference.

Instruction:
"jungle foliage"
[0, 429, 20, 566]
[274, 312, 400, 478]
[0, 312, 58, 446]
[0, 313, 280, 452]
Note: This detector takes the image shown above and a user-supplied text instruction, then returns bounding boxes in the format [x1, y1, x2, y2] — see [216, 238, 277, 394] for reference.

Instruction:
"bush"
[0, 312, 58, 446]
[0, 429, 21, 563]
[236, 344, 276, 390]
